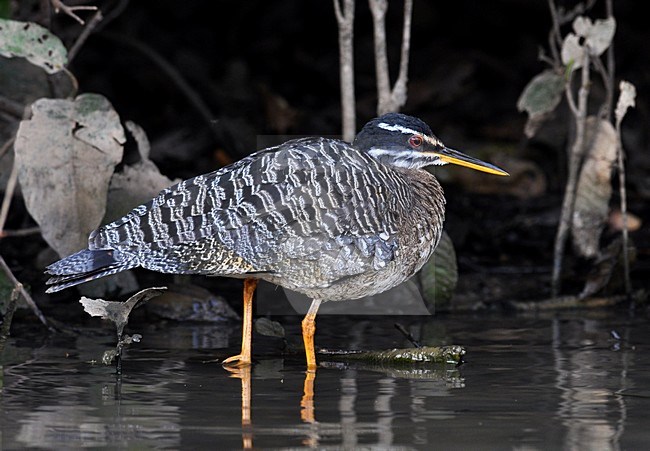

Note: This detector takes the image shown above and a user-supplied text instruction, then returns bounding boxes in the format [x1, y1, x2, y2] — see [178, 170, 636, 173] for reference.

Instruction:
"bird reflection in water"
[223, 359, 463, 449]
[223, 364, 318, 448]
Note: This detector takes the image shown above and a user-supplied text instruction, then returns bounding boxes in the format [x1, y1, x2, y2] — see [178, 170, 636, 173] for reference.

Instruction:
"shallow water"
[2, 311, 650, 449]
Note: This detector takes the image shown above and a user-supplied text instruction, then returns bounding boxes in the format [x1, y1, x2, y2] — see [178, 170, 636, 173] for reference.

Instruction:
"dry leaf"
[0, 19, 67, 74]
[80, 287, 167, 338]
[561, 34, 585, 69]
[561, 16, 616, 69]
[14, 94, 125, 256]
[571, 117, 617, 258]
[579, 16, 616, 56]
[615, 81, 636, 124]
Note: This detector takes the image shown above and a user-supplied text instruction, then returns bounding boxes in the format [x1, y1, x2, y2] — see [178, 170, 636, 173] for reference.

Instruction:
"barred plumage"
[47, 135, 443, 298]
[46, 113, 508, 368]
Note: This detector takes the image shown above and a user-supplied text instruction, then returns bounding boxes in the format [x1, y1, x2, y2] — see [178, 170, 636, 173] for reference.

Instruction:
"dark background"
[3, 0, 649, 310]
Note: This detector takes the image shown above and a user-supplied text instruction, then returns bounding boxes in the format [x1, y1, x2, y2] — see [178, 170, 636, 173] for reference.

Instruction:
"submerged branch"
[320, 345, 465, 365]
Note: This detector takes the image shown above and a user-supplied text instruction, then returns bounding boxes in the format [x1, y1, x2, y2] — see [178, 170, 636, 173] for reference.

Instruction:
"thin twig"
[605, 0, 615, 122]
[333, 0, 356, 142]
[0, 286, 19, 341]
[67, 10, 104, 63]
[50, 0, 98, 25]
[547, 0, 563, 64]
[564, 66, 579, 116]
[96, 0, 130, 32]
[0, 156, 18, 235]
[0, 136, 15, 161]
[615, 91, 632, 299]
[394, 323, 421, 348]
[552, 47, 591, 297]
[0, 255, 52, 330]
[0, 227, 41, 238]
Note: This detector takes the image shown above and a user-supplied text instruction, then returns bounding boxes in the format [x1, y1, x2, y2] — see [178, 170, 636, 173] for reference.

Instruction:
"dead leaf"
[561, 34, 585, 69]
[562, 16, 616, 69]
[0, 19, 67, 74]
[615, 81, 636, 125]
[14, 94, 125, 256]
[104, 121, 178, 223]
[572, 117, 617, 258]
[80, 287, 167, 339]
[579, 16, 616, 56]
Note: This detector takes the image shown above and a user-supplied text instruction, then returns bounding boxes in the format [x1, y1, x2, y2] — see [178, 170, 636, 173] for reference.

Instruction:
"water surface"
[2, 312, 649, 449]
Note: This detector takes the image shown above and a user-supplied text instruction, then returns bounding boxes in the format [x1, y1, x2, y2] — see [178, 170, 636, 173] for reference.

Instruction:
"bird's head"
[353, 113, 508, 176]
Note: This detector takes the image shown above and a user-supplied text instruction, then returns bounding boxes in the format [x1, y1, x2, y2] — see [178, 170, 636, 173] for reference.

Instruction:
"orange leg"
[223, 278, 258, 367]
[302, 298, 322, 371]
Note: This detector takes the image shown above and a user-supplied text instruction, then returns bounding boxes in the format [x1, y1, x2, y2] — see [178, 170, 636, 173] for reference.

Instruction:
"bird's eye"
[409, 135, 423, 148]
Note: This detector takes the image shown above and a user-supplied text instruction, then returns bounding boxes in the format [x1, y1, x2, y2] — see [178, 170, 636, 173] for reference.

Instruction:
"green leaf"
[517, 70, 565, 138]
[517, 70, 564, 116]
[419, 231, 458, 311]
[0, 18, 67, 74]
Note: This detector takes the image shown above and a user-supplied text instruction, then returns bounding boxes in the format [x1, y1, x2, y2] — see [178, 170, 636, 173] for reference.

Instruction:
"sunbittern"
[46, 113, 507, 369]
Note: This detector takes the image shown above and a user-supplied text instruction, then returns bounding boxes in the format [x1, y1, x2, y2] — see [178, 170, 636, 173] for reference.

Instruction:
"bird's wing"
[91, 137, 408, 279]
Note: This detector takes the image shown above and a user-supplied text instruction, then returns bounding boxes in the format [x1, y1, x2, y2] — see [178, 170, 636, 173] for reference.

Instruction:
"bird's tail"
[45, 249, 137, 293]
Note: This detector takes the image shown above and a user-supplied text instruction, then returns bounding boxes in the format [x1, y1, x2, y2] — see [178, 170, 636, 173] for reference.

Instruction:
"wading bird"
[46, 113, 507, 369]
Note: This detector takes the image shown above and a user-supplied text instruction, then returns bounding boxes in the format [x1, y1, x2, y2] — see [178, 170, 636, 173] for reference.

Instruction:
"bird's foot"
[222, 354, 252, 367]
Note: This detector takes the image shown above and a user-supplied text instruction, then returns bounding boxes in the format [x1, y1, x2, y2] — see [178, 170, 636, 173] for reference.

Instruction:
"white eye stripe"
[378, 122, 419, 135]
[377, 122, 443, 147]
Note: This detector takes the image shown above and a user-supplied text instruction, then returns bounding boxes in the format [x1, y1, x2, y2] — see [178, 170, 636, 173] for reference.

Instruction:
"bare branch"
[605, 0, 615, 121]
[369, 0, 413, 115]
[333, 0, 356, 142]
[552, 48, 591, 296]
[369, 0, 391, 114]
[564, 69, 579, 116]
[392, 0, 413, 111]
[50, 0, 98, 25]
